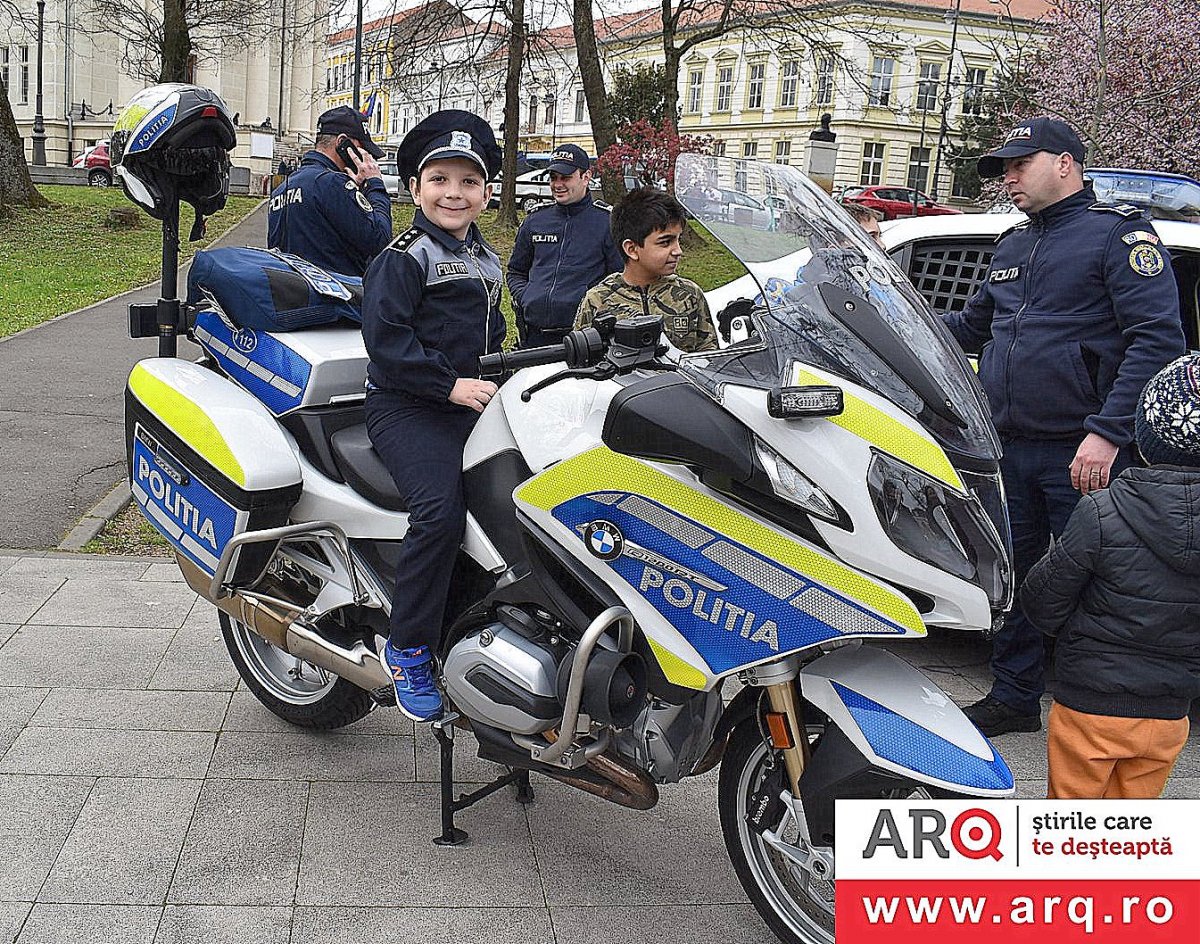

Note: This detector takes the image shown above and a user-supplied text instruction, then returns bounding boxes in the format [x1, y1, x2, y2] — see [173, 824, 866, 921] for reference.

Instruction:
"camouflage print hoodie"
[574, 273, 718, 353]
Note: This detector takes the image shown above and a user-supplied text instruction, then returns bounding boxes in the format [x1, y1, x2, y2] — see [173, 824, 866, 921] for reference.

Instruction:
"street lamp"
[429, 61, 446, 110]
[543, 91, 556, 149]
[931, 0, 963, 200]
[352, 0, 363, 111]
[31, 0, 46, 165]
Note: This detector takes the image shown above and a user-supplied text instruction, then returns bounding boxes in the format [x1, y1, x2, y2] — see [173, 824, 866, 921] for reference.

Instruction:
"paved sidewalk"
[0, 553, 1196, 944]
[0, 205, 267, 551]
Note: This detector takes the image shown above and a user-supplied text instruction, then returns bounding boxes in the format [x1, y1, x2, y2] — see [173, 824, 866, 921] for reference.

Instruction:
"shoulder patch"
[1089, 202, 1141, 218]
[343, 178, 358, 191]
[994, 222, 1027, 244]
[386, 227, 425, 255]
[593, 200, 613, 212]
[1129, 244, 1165, 278]
[1121, 229, 1160, 246]
[354, 190, 373, 212]
[527, 203, 551, 214]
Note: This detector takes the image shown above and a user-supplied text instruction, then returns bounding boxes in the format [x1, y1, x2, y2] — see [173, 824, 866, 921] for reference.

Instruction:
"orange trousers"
[1047, 701, 1189, 799]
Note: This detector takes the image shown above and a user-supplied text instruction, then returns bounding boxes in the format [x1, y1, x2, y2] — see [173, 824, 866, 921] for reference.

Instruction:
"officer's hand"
[351, 152, 383, 188]
[1069, 432, 1120, 495]
[449, 378, 498, 413]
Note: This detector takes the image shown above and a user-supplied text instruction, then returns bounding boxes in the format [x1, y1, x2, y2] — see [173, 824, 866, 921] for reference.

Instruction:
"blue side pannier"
[186, 247, 363, 331]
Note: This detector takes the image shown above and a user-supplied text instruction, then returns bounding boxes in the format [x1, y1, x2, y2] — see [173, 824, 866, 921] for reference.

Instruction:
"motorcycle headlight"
[754, 438, 840, 524]
[868, 451, 1011, 608]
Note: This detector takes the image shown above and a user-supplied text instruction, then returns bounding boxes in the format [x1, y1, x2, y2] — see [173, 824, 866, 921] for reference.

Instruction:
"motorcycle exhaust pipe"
[174, 552, 389, 692]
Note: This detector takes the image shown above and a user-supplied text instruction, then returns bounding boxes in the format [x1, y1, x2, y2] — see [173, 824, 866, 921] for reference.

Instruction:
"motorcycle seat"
[329, 425, 407, 512]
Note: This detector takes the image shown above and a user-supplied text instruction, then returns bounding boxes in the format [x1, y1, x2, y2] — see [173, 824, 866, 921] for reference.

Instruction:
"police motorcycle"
[116, 84, 1015, 944]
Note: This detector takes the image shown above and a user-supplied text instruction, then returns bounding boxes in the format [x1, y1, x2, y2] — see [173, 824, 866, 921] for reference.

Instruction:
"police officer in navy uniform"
[361, 110, 504, 721]
[944, 117, 1185, 737]
[267, 106, 393, 277]
[506, 144, 623, 347]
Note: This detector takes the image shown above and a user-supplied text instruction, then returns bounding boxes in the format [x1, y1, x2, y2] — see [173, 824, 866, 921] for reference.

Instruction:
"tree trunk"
[574, 0, 621, 204]
[0, 84, 47, 213]
[159, 0, 193, 83]
[498, 0, 524, 228]
[661, 2, 680, 132]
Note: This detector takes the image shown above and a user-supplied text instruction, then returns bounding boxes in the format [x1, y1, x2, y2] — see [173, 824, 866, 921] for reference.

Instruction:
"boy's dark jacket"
[1019, 466, 1200, 719]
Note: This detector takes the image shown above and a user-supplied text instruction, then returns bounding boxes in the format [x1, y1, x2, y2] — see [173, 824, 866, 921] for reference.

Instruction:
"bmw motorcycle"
[124, 153, 1014, 944]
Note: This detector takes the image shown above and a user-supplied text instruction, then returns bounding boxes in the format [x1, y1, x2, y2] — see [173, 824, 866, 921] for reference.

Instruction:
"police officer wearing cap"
[506, 144, 623, 347]
[267, 105, 393, 276]
[361, 110, 505, 721]
[944, 116, 1185, 737]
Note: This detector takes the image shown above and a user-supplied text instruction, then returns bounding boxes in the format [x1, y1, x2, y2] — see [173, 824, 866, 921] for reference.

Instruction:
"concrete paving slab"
[0, 625, 18, 649]
[0, 578, 63, 624]
[39, 777, 203, 905]
[28, 690, 230, 732]
[221, 692, 412, 738]
[551, 905, 776, 944]
[290, 906, 555, 944]
[154, 906, 291, 944]
[168, 779, 306, 907]
[27, 577, 195, 629]
[0, 689, 49, 757]
[0, 557, 18, 578]
[149, 622, 240, 693]
[297, 781, 544, 908]
[0, 774, 94, 900]
[528, 778, 747, 907]
[0, 902, 31, 944]
[0, 624, 176, 689]
[14, 904, 160, 944]
[207, 731, 413, 783]
[0, 727, 216, 779]
[140, 564, 187, 583]
[5, 558, 151, 581]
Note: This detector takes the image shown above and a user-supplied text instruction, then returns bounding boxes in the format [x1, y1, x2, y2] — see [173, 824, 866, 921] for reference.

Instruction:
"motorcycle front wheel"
[719, 719, 834, 944]
[219, 612, 375, 729]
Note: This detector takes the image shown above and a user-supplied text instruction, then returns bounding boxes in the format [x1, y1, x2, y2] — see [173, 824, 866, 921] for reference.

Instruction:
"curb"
[56, 480, 132, 552]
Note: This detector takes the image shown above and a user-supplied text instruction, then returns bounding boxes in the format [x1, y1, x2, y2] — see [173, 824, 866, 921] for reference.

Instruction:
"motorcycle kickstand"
[431, 713, 536, 846]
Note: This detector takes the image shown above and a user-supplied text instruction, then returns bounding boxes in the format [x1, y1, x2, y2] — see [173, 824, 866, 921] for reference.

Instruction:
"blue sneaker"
[379, 642, 444, 722]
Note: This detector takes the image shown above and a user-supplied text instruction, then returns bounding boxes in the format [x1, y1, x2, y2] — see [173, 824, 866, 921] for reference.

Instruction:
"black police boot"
[964, 694, 1041, 737]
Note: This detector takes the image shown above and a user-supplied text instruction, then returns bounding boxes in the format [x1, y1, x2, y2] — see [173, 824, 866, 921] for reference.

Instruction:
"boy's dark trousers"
[364, 389, 479, 651]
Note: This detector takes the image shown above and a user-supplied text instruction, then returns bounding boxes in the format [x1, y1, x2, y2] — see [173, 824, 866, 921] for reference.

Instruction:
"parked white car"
[881, 213, 1200, 349]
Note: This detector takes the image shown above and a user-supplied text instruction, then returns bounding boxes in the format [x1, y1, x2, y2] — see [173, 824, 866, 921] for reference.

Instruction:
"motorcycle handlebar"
[478, 343, 566, 377]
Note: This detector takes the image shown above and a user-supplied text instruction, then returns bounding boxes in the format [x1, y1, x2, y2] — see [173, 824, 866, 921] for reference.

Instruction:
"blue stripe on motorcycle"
[832, 681, 1014, 792]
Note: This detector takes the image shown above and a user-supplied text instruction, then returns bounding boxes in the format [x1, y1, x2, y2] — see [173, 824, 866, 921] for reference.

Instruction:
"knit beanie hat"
[1136, 353, 1200, 467]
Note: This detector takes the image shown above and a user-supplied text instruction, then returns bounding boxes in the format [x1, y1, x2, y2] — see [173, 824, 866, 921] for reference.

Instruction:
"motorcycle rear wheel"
[219, 612, 375, 729]
[719, 719, 834, 944]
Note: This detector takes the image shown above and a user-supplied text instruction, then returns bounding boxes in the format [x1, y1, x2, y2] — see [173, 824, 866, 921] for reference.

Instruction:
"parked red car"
[842, 185, 962, 220]
[72, 141, 112, 187]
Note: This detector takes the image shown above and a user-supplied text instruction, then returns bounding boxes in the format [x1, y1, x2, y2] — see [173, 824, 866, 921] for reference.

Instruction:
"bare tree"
[0, 3, 46, 211]
[573, 0, 620, 201]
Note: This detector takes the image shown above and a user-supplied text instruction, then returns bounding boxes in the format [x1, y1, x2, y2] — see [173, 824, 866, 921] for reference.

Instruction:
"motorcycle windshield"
[674, 154, 1000, 466]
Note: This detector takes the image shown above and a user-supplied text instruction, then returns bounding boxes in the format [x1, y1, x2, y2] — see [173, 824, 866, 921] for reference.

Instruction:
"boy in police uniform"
[575, 187, 718, 353]
[360, 111, 505, 721]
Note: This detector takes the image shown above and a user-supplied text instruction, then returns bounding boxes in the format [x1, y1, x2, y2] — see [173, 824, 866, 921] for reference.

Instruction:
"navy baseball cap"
[316, 106, 384, 158]
[977, 117, 1086, 178]
[397, 109, 502, 182]
[547, 144, 591, 175]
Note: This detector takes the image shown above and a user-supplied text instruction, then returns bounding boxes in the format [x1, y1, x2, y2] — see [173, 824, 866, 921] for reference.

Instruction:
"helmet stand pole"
[156, 188, 182, 358]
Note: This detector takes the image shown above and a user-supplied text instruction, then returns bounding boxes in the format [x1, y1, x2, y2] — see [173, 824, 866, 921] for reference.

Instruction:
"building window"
[544, 98, 555, 131]
[687, 69, 703, 113]
[527, 95, 538, 133]
[746, 62, 765, 109]
[907, 146, 931, 192]
[712, 140, 726, 157]
[390, 107, 399, 135]
[916, 62, 941, 112]
[869, 56, 894, 107]
[860, 142, 885, 185]
[19, 45, 30, 104]
[962, 67, 987, 116]
[716, 65, 733, 111]
[774, 140, 791, 165]
[778, 60, 798, 108]
[814, 55, 834, 107]
[574, 88, 586, 124]
[0, 47, 8, 95]
[735, 160, 748, 192]
[742, 141, 758, 159]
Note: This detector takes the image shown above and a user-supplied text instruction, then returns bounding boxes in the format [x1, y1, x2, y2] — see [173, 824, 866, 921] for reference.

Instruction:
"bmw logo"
[231, 328, 258, 353]
[584, 520, 624, 561]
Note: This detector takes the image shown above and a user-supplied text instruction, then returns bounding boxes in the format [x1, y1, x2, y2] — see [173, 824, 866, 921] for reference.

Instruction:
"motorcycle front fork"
[744, 656, 811, 796]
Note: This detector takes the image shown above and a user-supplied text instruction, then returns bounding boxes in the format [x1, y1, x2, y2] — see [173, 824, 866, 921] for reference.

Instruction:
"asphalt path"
[0, 202, 268, 550]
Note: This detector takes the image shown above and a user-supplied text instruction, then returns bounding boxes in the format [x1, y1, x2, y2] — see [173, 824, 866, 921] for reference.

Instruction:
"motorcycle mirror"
[768, 385, 845, 419]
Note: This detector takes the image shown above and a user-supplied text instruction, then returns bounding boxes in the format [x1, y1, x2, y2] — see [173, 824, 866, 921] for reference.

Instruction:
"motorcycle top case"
[186, 246, 363, 332]
[125, 358, 303, 586]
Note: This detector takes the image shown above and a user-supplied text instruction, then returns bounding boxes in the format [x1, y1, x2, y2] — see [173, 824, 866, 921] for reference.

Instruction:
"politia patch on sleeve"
[1129, 244, 1165, 277]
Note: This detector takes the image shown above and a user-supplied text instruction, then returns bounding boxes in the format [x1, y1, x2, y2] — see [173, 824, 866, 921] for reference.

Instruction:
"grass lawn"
[0, 186, 262, 338]
[394, 204, 745, 345]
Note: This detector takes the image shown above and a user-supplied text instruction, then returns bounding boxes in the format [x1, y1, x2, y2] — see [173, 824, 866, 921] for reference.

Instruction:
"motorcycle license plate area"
[124, 358, 303, 585]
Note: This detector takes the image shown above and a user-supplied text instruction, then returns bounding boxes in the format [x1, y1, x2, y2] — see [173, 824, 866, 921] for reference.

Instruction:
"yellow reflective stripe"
[517, 447, 924, 635]
[792, 367, 963, 491]
[647, 638, 707, 690]
[128, 364, 245, 487]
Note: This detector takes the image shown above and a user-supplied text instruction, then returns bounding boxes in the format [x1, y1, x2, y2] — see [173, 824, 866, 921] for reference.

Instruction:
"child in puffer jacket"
[1020, 353, 1200, 798]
